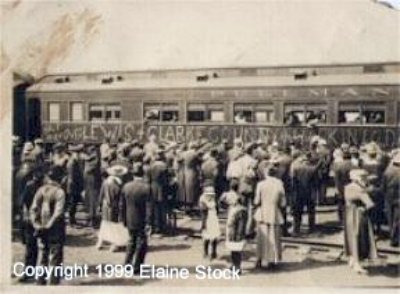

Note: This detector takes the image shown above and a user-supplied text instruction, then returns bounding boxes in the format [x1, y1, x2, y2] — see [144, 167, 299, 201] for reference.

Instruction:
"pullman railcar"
[25, 62, 400, 148]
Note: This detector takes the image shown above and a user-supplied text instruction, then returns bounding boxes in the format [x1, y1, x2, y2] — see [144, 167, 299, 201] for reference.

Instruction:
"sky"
[1, 0, 400, 78]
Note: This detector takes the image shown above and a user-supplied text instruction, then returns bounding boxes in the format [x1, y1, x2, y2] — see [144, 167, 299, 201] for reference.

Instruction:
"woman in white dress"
[199, 186, 221, 260]
[96, 163, 129, 251]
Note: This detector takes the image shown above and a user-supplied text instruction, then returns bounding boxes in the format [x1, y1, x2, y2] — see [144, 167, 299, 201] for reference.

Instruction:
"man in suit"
[17, 164, 42, 283]
[120, 164, 153, 273]
[30, 166, 66, 285]
[333, 151, 355, 223]
[149, 150, 168, 234]
[292, 152, 319, 235]
[66, 144, 84, 226]
[201, 148, 219, 191]
[382, 154, 400, 246]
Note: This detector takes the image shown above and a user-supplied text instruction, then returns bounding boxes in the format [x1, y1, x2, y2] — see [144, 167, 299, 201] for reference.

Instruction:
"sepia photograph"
[1, 0, 399, 290]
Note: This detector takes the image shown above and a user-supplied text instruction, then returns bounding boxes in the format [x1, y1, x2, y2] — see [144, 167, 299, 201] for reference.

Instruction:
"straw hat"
[23, 142, 34, 154]
[203, 186, 215, 195]
[349, 169, 368, 182]
[68, 144, 84, 152]
[366, 143, 378, 155]
[392, 153, 400, 165]
[106, 164, 128, 177]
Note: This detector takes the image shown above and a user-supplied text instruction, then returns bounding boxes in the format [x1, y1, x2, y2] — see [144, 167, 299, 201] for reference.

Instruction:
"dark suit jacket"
[120, 178, 152, 231]
[149, 160, 168, 202]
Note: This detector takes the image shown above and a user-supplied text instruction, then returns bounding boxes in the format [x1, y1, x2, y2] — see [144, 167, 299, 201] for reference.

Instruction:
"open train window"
[284, 104, 326, 126]
[187, 103, 225, 122]
[89, 104, 121, 122]
[48, 102, 60, 122]
[144, 103, 179, 122]
[70, 102, 83, 121]
[338, 103, 385, 124]
[234, 103, 274, 124]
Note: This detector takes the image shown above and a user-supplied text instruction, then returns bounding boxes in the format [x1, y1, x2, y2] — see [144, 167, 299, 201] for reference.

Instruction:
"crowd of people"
[12, 132, 400, 284]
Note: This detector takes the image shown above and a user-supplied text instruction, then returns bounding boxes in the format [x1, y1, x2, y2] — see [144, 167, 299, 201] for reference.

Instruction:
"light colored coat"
[254, 176, 286, 225]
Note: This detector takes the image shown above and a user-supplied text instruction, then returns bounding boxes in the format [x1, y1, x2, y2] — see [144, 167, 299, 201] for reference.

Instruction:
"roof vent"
[196, 74, 209, 82]
[54, 76, 70, 83]
[294, 72, 308, 80]
[101, 77, 114, 84]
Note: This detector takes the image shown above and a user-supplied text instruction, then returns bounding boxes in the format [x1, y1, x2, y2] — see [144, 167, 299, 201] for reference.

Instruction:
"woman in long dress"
[344, 169, 378, 274]
[199, 186, 221, 260]
[96, 163, 129, 251]
[253, 161, 286, 269]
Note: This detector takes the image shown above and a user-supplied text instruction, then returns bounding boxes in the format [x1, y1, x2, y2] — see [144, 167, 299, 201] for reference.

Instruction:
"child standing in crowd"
[199, 186, 220, 260]
[219, 178, 241, 211]
[225, 194, 247, 274]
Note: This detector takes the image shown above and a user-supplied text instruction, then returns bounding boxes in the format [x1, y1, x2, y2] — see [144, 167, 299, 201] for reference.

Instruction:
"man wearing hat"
[144, 133, 159, 161]
[52, 142, 69, 168]
[20, 142, 35, 163]
[291, 152, 319, 235]
[66, 144, 84, 226]
[83, 145, 101, 227]
[382, 153, 400, 246]
[362, 142, 386, 236]
[333, 150, 355, 223]
[149, 149, 169, 234]
[201, 148, 219, 191]
[120, 164, 153, 272]
[16, 161, 42, 283]
[344, 169, 377, 274]
[181, 141, 202, 212]
[30, 166, 66, 285]
[32, 138, 45, 164]
[228, 138, 243, 163]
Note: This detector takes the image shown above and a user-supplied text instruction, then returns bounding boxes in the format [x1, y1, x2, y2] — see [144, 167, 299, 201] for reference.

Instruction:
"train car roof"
[27, 72, 400, 93]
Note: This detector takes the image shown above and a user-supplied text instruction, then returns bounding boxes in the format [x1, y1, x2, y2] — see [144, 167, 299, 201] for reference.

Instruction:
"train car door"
[26, 98, 41, 140]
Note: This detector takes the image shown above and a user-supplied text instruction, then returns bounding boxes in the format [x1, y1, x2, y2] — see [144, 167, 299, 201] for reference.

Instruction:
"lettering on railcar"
[41, 122, 400, 147]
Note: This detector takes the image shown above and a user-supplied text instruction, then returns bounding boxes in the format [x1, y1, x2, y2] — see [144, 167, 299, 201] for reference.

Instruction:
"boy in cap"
[30, 166, 66, 285]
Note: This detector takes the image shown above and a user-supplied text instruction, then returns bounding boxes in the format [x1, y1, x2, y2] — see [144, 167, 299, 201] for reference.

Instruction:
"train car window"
[89, 104, 121, 122]
[234, 103, 274, 123]
[187, 103, 225, 122]
[71, 102, 83, 121]
[89, 105, 105, 121]
[105, 104, 121, 121]
[48, 102, 60, 122]
[144, 103, 179, 122]
[398, 102, 400, 125]
[284, 104, 326, 126]
[338, 103, 385, 124]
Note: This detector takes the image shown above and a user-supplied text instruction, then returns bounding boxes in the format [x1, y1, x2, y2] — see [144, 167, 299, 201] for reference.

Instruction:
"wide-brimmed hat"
[366, 143, 378, 155]
[68, 144, 84, 152]
[233, 138, 243, 145]
[340, 143, 350, 151]
[34, 138, 44, 145]
[349, 146, 359, 154]
[203, 186, 215, 195]
[392, 153, 400, 165]
[53, 142, 65, 151]
[106, 164, 128, 177]
[23, 142, 34, 154]
[349, 169, 368, 182]
[244, 142, 256, 152]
